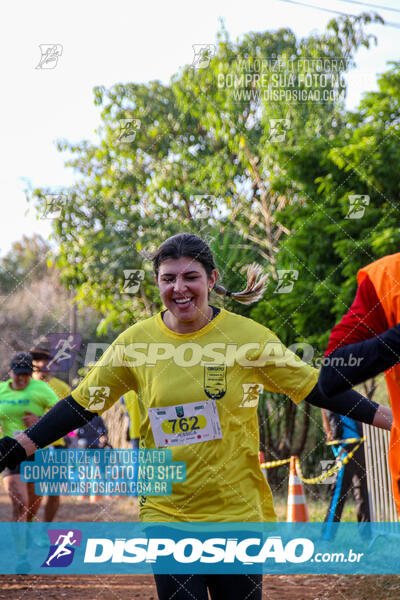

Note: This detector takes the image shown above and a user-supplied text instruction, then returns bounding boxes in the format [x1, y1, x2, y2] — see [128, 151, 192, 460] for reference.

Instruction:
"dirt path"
[1, 573, 400, 600]
[0, 483, 398, 599]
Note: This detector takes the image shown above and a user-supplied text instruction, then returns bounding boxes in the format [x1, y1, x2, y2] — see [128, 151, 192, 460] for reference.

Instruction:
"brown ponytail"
[213, 263, 267, 305]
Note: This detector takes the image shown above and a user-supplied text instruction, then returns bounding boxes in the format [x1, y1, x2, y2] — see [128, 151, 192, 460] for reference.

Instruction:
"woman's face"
[9, 370, 31, 390]
[32, 359, 50, 381]
[156, 256, 217, 325]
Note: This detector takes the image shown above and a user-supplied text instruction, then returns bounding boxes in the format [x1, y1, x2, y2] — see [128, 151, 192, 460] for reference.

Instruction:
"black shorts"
[154, 574, 262, 600]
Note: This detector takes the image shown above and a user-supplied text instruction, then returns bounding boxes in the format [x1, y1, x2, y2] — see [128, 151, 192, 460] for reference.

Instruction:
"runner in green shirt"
[0, 352, 59, 524]
[31, 346, 72, 522]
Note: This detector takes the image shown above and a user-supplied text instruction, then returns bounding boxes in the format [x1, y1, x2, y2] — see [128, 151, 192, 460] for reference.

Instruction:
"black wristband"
[0, 436, 27, 472]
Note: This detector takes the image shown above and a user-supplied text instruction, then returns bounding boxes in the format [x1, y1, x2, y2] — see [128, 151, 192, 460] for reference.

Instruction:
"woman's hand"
[22, 411, 39, 428]
[372, 405, 393, 431]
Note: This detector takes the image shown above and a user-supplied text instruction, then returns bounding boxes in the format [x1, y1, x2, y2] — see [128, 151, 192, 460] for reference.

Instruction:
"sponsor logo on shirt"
[203, 365, 227, 399]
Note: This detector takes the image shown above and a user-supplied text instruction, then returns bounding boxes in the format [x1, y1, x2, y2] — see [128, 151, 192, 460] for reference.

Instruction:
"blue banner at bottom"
[1, 522, 399, 575]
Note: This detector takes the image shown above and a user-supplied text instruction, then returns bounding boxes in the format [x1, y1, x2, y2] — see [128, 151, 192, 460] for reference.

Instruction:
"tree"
[255, 62, 400, 351]
[25, 14, 384, 464]
[0, 234, 51, 295]
[0, 236, 116, 382]
[27, 14, 379, 330]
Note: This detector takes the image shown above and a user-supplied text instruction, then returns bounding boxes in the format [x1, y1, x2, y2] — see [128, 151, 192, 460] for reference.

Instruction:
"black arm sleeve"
[305, 383, 379, 425]
[26, 395, 97, 449]
[319, 324, 400, 397]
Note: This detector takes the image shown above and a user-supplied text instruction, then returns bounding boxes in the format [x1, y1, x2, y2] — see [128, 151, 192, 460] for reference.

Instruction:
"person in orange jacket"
[318, 252, 400, 514]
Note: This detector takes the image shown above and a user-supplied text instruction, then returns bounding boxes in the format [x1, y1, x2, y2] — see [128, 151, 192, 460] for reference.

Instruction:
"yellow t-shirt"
[48, 377, 72, 447]
[48, 377, 71, 401]
[72, 308, 318, 522]
[124, 390, 140, 439]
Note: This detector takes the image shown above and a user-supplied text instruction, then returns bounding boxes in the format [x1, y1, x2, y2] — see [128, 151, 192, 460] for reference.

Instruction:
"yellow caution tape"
[327, 437, 363, 446]
[260, 458, 291, 469]
[295, 438, 365, 485]
[259, 437, 366, 485]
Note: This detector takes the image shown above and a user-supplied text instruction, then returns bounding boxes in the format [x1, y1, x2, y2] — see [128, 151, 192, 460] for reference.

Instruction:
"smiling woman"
[0, 233, 393, 599]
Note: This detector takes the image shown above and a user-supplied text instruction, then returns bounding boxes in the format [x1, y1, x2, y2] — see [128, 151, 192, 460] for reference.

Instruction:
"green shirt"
[0, 378, 59, 438]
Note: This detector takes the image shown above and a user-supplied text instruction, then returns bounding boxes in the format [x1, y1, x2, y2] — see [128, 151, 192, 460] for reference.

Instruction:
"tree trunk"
[293, 402, 311, 456]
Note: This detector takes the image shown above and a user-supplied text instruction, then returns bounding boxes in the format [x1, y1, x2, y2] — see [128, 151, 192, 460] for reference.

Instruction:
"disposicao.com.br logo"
[83, 535, 314, 565]
[6, 522, 396, 575]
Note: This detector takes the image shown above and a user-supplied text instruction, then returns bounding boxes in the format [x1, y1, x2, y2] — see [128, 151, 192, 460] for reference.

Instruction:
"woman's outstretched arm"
[306, 383, 392, 431]
[0, 395, 97, 471]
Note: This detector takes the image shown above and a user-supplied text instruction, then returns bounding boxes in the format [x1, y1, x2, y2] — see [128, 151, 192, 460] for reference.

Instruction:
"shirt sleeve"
[71, 335, 138, 414]
[325, 276, 388, 355]
[253, 330, 319, 404]
[50, 378, 72, 400]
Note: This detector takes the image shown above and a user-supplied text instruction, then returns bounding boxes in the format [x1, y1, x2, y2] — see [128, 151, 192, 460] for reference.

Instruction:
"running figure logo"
[123, 269, 145, 294]
[42, 529, 82, 568]
[269, 118, 290, 142]
[239, 383, 264, 408]
[192, 44, 216, 69]
[117, 119, 141, 144]
[35, 44, 63, 69]
[320, 460, 338, 485]
[40, 194, 66, 219]
[274, 270, 298, 294]
[88, 386, 110, 411]
[47, 334, 82, 371]
[345, 195, 370, 219]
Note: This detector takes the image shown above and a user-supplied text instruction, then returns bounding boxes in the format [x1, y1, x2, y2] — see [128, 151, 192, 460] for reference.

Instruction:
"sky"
[1, 0, 399, 257]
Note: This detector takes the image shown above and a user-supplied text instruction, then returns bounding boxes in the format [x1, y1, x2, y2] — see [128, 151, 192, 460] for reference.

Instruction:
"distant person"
[321, 410, 370, 540]
[31, 346, 72, 521]
[31, 347, 72, 401]
[0, 353, 59, 523]
[319, 252, 400, 513]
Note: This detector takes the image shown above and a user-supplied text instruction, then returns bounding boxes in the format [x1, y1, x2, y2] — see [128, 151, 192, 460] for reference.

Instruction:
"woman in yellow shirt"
[0, 233, 392, 599]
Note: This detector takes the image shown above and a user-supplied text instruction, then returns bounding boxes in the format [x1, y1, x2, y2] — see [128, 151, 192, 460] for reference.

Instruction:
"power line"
[276, 0, 400, 28]
[339, 0, 400, 14]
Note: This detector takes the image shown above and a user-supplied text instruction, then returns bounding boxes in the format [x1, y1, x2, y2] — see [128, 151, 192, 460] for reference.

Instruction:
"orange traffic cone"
[90, 494, 102, 503]
[286, 456, 309, 522]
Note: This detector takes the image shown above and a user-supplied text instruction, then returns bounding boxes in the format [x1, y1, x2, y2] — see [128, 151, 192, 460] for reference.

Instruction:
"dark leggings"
[154, 573, 262, 600]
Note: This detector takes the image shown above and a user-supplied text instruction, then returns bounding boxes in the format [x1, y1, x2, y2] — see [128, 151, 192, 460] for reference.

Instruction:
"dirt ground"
[0, 484, 399, 600]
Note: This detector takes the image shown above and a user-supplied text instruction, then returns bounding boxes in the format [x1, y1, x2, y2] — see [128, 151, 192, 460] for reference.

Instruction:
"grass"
[273, 491, 357, 522]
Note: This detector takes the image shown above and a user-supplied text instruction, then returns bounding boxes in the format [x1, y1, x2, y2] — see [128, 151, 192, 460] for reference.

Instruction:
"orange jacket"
[358, 252, 400, 514]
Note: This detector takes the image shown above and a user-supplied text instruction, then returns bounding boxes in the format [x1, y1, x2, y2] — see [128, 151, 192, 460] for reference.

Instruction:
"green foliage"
[259, 62, 400, 357]
[0, 234, 51, 295]
[27, 15, 378, 332]
[24, 14, 392, 464]
[0, 235, 117, 382]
